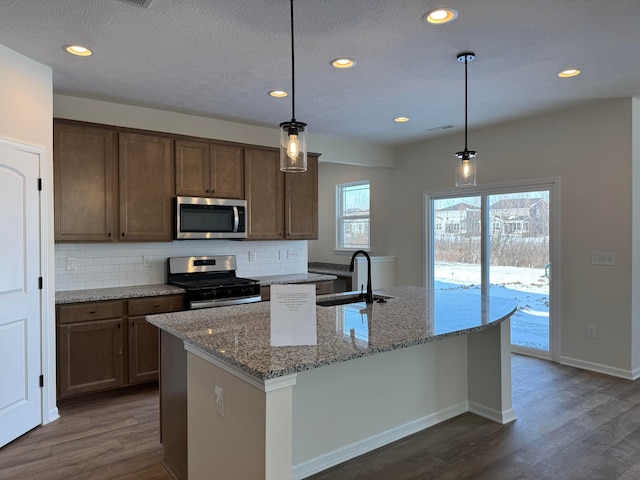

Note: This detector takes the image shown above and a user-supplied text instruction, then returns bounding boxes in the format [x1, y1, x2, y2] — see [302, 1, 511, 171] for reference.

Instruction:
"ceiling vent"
[117, 0, 153, 7]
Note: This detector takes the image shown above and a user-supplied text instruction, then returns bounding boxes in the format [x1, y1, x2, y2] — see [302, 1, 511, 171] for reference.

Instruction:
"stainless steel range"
[167, 255, 261, 309]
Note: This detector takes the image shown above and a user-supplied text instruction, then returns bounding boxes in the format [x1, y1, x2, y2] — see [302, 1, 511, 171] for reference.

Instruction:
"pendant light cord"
[290, 0, 296, 122]
[464, 55, 468, 151]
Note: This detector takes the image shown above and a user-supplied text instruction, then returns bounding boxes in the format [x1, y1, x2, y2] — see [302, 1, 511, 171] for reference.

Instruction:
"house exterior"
[434, 198, 549, 238]
[489, 198, 549, 237]
[434, 202, 481, 236]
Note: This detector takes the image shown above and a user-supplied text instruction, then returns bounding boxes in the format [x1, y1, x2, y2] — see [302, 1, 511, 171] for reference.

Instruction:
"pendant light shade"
[455, 52, 477, 187]
[279, 0, 307, 173]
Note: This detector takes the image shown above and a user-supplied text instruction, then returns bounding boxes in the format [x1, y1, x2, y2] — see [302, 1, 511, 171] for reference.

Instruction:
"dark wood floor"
[3, 355, 640, 479]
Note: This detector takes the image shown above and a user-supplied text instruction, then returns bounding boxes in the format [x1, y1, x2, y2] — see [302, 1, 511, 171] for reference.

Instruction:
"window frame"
[335, 180, 371, 253]
[424, 177, 561, 362]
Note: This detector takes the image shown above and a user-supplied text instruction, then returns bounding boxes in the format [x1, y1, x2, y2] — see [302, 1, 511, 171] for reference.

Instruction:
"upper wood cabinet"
[54, 123, 118, 242]
[285, 154, 318, 240]
[118, 132, 174, 242]
[244, 149, 318, 240]
[175, 140, 244, 199]
[53, 119, 318, 243]
[244, 148, 284, 240]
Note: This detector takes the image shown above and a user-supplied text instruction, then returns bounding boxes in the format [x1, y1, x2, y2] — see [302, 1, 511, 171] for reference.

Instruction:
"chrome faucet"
[349, 250, 373, 304]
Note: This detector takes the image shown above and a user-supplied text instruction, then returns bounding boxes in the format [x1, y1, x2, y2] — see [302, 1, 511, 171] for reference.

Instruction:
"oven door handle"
[233, 206, 239, 233]
[190, 295, 262, 309]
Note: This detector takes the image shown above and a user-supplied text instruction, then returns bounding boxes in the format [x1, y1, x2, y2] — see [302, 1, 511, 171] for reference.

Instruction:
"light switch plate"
[591, 252, 615, 266]
[66, 257, 77, 271]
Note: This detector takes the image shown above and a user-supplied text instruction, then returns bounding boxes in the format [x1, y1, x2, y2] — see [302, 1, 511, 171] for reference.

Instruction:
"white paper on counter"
[270, 284, 317, 346]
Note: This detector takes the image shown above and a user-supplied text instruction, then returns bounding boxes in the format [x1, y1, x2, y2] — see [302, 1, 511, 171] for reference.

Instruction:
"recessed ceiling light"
[331, 58, 356, 69]
[558, 69, 581, 78]
[394, 117, 410, 123]
[423, 8, 458, 25]
[63, 44, 92, 56]
[269, 90, 288, 98]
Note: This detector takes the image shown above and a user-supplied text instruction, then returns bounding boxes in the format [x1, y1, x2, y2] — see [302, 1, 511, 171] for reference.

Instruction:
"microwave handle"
[233, 206, 239, 233]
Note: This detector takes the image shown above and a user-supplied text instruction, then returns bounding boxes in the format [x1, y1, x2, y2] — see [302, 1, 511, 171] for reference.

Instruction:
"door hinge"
[39, 375, 44, 388]
[38, 277, 43, 289]
[37, 178, 42, 191]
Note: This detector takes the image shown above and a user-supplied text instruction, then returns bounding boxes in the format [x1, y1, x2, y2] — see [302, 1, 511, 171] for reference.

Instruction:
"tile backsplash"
[55, 240, 308, 291]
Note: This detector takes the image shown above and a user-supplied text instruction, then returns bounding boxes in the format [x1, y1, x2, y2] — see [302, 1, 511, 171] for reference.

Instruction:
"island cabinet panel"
[128, 295, 185, 384]
[119, 132, 174, 242]
[285, 154, 318, 240]
[244, 148, 284, 240]
[53, 122, 118, 242]
[175, 140, 244, 199]
[57, 301, 125, 399]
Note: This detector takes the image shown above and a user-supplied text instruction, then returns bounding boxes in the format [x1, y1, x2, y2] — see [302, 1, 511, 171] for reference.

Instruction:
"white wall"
[0, 43, 56, 421]
[313, 99, 637, 376]
[632, 97, 640, 374]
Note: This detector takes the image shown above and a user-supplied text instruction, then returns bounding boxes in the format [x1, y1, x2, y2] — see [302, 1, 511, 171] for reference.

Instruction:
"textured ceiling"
[1, 0, 639, 146]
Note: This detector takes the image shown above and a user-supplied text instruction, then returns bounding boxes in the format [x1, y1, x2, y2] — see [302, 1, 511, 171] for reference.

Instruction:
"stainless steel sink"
[316, 295, 388, 307]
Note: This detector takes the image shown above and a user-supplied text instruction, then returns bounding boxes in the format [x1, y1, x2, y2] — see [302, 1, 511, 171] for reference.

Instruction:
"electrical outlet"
[248, 250, 256, 262]
[278, 250, 286, 261]
[586, 324, 596, 338]
[214, 385, 224, 416]
[66, 257, 77, 271]
[143, 255, 152, 267]
[287, 249, 298, 260]
[591, 252, 615, 266]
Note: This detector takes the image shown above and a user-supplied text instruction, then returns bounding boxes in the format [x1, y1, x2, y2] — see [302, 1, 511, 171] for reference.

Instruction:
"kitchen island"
[147, 286, 517, 480]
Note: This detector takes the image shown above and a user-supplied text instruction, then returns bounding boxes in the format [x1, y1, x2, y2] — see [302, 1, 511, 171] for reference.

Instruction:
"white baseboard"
[45, 407, 60, 424]
[468, 401, 516, 424]
[559, 355, 635, 380]
[292, 401, 468, 480]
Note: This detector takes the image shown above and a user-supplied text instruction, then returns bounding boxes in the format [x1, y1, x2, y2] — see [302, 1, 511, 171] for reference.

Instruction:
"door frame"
[0, 137, 58, 428]
[424, 177, 561, 362]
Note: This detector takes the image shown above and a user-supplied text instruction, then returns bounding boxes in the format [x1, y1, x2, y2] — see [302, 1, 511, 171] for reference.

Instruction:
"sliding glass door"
[429, 183, 554, 357]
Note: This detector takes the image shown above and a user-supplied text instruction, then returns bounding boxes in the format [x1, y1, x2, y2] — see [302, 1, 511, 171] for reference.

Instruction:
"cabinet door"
[54, 122, 117, 242]
[119, 132, 174, 241]
[57, 318, 124, 398]
[285, 154, 318, 239]
[128, 316, 159, 384]
[175, 139, 210, 197]
[127, 294, 184, 384]
[244, 148, 284, 239]
[210, 143, 244, 199]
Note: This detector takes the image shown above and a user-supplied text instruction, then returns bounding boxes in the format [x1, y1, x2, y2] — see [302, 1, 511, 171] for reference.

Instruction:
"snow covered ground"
[434, 263, 550, 350]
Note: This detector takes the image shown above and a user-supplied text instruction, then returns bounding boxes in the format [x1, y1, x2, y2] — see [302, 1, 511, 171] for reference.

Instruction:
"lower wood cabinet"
[56, 294, 184, 400]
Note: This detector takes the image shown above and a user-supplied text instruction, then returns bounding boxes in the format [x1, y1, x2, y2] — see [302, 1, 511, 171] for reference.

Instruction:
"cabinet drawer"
[58, 300, 125, 324]
[128, 294, 185, 316]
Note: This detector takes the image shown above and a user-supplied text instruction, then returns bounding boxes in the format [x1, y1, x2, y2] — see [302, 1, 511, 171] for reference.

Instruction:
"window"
[428, 184, 555, 356]
[336, 181, 370, 250]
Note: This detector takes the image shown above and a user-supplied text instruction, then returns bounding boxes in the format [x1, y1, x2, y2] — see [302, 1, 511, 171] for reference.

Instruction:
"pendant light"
[279, 0, 307, 173]
[455, 52, 477, 187]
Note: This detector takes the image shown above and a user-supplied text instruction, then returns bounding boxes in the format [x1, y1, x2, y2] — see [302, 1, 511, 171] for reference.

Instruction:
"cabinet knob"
[131, 321, 135, 327]
[122, 232, 125, 238]
[108, 232, 111, 238]
[89, 310, 96, 314]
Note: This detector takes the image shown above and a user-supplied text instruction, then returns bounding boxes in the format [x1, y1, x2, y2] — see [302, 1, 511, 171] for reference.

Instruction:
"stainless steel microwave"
[175, 196, 247, 240]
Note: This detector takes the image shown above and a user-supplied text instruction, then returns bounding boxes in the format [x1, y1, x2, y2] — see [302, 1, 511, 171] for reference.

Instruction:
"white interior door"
[0, 140, 42, 447]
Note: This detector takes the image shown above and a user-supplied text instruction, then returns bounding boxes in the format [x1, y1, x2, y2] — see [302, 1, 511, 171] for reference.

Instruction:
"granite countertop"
[146, 286, 517, 381]
[307, 262, 351, 278]
[253, 272, 337, 286]
[55, 284, 186, 304]
[54, 273, 337, 304]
